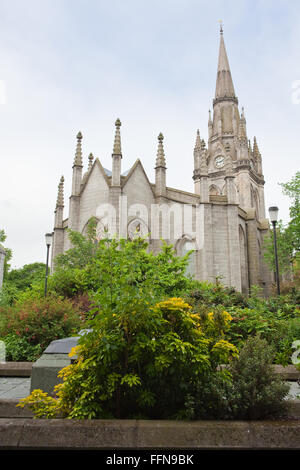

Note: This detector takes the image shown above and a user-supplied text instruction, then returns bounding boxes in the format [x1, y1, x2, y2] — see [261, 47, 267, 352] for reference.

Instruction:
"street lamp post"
[44, 233, 53, 297]
[268, 206, 280, 295]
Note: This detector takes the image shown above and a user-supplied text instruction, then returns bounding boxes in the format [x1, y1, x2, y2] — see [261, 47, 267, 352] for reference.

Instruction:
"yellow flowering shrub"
[18, 297, 239, 420]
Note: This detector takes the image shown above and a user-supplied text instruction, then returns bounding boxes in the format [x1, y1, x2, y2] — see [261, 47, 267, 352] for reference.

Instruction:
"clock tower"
[193, 26, 266, 221]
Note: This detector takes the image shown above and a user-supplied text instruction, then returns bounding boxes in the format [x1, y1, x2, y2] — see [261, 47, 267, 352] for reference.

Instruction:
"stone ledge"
[273, 365, 300, 381]
[0, 363, 32, 377]
[1, 418, 300, 449]
[219, 364, 300, 380]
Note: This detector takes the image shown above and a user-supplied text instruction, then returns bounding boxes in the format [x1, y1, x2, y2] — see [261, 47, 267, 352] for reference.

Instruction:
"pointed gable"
[122, 159, 155, 206]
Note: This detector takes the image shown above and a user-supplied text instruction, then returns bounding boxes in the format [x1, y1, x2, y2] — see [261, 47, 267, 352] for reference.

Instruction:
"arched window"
[127, 218, 149, 241]
[82, 217, 108, 241]
[209, 184, 221, 196]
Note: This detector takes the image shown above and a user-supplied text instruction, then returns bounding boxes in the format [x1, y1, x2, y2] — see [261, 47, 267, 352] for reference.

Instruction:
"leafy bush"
[183, 336, 290, 420]
[5, 262, 46, 292]
[3, 334, 43, 362]
[18, 298, 238, 419]
[185, 282, 249, 311]
[225, 336, 290, 419]
[0, 284, 19, 307]
[0, 295, 83, 360]
[48, 225, 196, 300]
[226, 302, 300, 365]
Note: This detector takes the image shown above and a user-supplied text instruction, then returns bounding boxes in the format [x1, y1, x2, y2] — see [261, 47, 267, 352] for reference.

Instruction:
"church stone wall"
[79, 164, 110, 233]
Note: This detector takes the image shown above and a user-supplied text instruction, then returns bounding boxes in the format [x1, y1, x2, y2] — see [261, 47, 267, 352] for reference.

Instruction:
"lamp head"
[268, 206, 279, 224]
[45, 233, 53, 246]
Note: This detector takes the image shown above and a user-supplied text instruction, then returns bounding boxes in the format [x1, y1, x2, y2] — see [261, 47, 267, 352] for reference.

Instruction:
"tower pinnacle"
[214, 30, 237, 104]
[56, 176, 64, 208]
[73, 132, 83, 167]
[113, 118, 122, 156]
[155, 133, 166, 168]
[88, 152, 94, 171]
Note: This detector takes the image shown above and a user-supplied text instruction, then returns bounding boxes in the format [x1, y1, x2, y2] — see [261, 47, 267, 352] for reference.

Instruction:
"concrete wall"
[1, 418, 300, 449]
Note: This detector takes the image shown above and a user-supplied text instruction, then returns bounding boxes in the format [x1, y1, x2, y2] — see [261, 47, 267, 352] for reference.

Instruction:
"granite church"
[50, 28, 272, 295]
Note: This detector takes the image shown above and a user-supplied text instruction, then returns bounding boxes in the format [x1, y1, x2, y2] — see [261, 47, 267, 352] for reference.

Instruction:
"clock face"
[215, 155, 225, 169]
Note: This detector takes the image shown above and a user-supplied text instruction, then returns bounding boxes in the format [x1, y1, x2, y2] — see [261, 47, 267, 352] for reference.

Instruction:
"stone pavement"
[0, 377, 30, 400]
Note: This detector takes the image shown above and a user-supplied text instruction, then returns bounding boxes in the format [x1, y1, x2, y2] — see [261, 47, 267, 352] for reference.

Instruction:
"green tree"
[280, 171, 300, 258]
[49, 219, 196, 299]
[0, 229, 12, 279]
[5, 262, 46, 292]
[263, 172, 300, 281]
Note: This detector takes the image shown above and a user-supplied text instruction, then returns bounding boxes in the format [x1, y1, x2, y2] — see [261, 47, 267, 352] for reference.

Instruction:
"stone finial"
[219, 19, 223, 35]
[113, 119, 122, 155]
[208, 110, 212, 125]
[238, 107, 247, 143]
[253, 136, 260, 158]
[73, 131, 83, 166]
[155, 132, 166, 168]
[56, 175, 64, 208]
[194, 129, 201, 150]
[248, 139, 252, 156]
[88, 152, 94, 171]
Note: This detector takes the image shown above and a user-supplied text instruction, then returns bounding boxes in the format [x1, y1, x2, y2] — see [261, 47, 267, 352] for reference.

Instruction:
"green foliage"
[185, 282, 248, 311]
[0, 283, 19, 307]
[13, 220, 299, 419]
[0, 295, 83, 360]
[5, 262, 46, 292]
[0, 263, 46, 307]
[49, 226, 194, 300]
[225, 336, 290, 419]
[280, 171, 300, 256]
[18, 297, 238, 419]
[184, 336, 290, 420]
[263, 172, 300, 280]
[0, 228, 12, 279]
[226, 291, 300, 365]
[3, 333, 43, 362]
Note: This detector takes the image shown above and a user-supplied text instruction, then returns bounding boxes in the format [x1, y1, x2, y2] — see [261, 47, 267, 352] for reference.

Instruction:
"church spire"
[214, 26, 237, 105]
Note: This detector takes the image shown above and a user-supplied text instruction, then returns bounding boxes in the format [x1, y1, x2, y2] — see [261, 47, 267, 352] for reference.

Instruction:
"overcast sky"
[0, 0, 299, 269]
